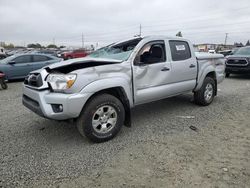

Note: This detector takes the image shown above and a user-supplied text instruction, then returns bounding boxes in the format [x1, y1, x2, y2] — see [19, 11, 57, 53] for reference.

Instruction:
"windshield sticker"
[176, 45, 186, 51]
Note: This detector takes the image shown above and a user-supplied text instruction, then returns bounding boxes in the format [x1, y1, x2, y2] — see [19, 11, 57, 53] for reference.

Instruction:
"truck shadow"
[36, 93, 196, 145]
[227, 74, 250, 80]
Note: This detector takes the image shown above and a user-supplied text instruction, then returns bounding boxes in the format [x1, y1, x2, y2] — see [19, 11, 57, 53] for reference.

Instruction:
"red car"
[61, 49, 88, 60]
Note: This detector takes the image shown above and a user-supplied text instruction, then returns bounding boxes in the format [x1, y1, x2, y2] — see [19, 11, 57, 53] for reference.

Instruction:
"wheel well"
[206, 72, 217, 96]
[85, 87, 131, 127]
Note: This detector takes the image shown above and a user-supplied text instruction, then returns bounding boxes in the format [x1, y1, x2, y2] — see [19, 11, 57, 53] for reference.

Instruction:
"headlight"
[46, 74, 77, 92]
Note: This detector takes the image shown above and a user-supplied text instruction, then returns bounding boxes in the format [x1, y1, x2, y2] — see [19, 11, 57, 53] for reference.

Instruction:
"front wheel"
[1, 82, 7, 89]
[76, 94, 125, 143]
[194, 77, 216, 106]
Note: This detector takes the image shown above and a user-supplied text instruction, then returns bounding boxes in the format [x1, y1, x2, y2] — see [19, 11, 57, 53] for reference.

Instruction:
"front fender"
[80, 77, 133, 107]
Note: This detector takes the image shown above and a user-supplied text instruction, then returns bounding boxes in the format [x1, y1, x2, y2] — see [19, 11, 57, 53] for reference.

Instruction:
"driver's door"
[8, 55, 33, 79]
[133, 40, 172, 105]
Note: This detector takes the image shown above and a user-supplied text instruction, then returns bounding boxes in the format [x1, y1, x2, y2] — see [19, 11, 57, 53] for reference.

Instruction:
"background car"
[0, 53, 62, 80]
[218, 50, 233, 57]
[36, 50, 58, 57]
[61, 49, 89, 60]
[225, 46, 250, 77]
[218, 48, 239, 57]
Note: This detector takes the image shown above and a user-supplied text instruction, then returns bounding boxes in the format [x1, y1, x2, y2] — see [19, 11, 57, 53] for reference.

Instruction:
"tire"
[76, 94, 125, 143]
[225, 73, 230, 78]
[194, 77, 216, 106]
[1, 83, 7, 89]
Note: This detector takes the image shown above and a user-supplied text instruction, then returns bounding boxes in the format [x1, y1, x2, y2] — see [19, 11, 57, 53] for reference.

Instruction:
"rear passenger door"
[32, 55, 53, 71]
[169, 40, 197, 91]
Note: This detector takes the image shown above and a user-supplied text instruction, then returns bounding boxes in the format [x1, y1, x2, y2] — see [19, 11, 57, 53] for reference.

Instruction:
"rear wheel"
[76, 94, 125, 143]
[194, 77, 216, 106]
[225, 73, 230, 78]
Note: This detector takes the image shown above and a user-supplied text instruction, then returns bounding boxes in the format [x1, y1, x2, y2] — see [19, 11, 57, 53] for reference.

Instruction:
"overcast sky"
[0, 0, 250, 47]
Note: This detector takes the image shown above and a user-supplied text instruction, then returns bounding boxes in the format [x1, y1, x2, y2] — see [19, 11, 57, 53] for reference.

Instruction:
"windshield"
[234, 47, 250, 55]
[0, 55, 14, 64]
[89, 38, 142, 61]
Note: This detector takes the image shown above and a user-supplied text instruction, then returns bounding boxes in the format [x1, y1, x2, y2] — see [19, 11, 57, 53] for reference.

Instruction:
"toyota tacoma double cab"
[23, 36, 225, 142]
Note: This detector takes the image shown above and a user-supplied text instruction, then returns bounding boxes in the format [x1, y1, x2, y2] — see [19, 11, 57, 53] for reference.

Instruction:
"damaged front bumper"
[22, 85, 91, 120]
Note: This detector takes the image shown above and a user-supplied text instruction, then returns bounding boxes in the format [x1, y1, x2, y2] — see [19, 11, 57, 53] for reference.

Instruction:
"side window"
[33, 55, 50, 62]
[137, 41, 166, 64]
[13, 55, 32, 63]
[169, 40, 191, 61]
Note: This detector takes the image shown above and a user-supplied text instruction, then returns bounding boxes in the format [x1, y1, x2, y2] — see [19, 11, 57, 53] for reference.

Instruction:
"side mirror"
[8, 61, 16, 65]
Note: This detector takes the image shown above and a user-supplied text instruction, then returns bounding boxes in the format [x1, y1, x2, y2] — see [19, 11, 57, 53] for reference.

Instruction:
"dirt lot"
[0, 75, 250, 188]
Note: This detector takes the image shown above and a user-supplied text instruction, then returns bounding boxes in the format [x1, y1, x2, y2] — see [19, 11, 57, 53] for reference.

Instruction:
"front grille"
[226, 58, 248, 66]
[24, 73, 43, 87]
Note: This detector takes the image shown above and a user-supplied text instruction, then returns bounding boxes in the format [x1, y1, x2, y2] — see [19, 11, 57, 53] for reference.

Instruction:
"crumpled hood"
[46, 57, 122, 70]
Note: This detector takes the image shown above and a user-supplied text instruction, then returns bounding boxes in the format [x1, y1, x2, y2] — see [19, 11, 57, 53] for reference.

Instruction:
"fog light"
[51, 104, 63, 113]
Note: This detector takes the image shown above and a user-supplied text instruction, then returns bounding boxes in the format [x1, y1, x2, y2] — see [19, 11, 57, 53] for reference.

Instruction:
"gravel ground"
[0, 75, 250, 188]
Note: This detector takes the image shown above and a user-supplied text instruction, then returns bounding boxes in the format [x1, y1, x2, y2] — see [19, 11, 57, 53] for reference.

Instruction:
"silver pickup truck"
[23, 36, 225, 142]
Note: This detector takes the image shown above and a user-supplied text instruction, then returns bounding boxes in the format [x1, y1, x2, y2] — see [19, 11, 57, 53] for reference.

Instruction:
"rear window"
[169, 40, 191, 61]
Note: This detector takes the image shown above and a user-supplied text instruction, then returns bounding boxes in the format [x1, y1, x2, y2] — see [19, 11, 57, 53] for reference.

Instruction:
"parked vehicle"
[61, 49, 88, 60]
[22, 36, 225, 142]
[218, 50, 232, 57]
[0, 53, 62, 80]
[0, 72, 7, 89]
[37, 50, 58, 57]
[0, 47, 7, 59]
[208, 49, 216, 54]
[225, 46, 250, 77]
[56, 50, 70, 58]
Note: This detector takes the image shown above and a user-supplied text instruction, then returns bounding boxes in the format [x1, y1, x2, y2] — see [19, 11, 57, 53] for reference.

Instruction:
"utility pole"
[82, 33, 84, 49]
[224, 33, 228, 46]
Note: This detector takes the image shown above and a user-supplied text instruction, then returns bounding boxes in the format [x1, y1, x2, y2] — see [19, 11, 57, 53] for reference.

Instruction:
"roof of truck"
[113, 35, 190, 45]
[143, 35, 188, 41]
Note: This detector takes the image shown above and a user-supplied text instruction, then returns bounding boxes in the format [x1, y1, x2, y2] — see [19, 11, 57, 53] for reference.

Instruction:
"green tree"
[3, 43, 15, 49]
[47, 44, 58, 48]
[27, 43, 42, 48]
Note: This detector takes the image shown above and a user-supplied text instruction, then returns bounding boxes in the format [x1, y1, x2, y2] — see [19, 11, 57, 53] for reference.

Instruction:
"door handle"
[189, 64, 196, 68]
[161, 67, 170, 71]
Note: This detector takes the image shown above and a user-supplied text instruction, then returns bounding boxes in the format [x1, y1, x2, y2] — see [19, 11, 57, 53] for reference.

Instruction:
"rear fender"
[194, 64, 215, 91]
